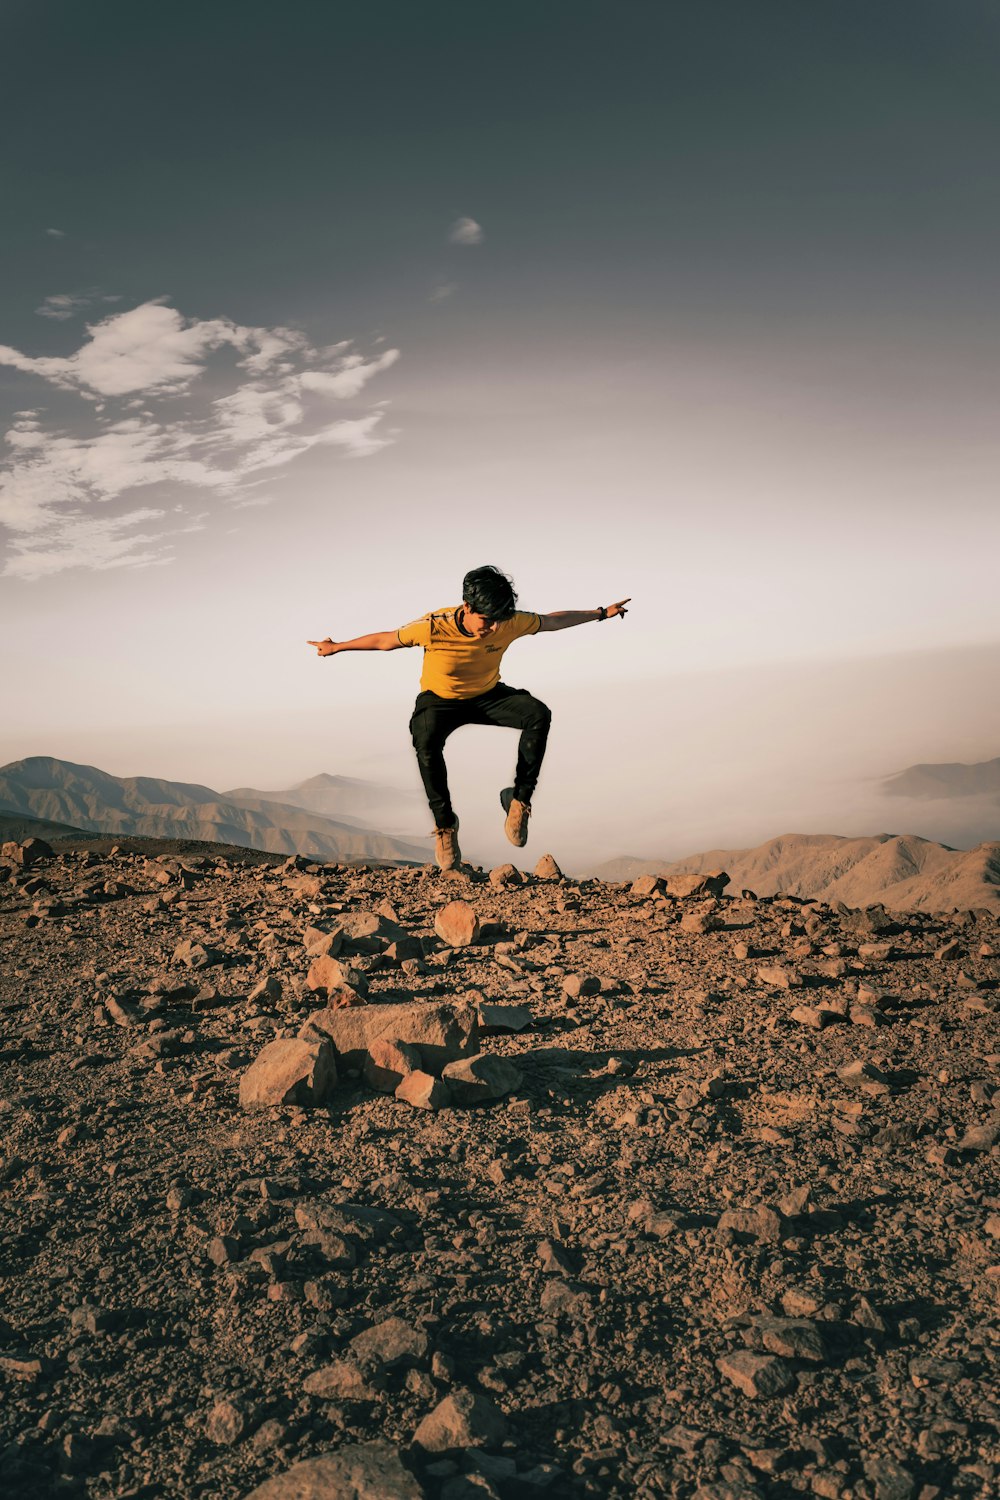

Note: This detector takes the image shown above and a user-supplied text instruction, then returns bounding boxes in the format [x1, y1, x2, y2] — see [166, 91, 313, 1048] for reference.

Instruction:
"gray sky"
[2, 1, 999, 865]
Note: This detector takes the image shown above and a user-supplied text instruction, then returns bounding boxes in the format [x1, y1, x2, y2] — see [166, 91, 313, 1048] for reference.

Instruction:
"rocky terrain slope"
[0, 758, 429, 866]
[1, 835, 998, 1500]
[596, 833, 1000, 915]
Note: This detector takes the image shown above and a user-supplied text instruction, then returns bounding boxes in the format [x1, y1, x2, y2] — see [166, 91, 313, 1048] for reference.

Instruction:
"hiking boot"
[500, 787, 531, 848]
[433, 821, 461, 871]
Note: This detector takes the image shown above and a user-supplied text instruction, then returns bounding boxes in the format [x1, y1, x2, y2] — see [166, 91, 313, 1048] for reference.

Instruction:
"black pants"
[409, 683, 552, 829]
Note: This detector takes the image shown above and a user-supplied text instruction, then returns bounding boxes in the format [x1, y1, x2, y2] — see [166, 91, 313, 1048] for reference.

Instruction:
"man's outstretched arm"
[307, 631, 404, 657]
[537, 597, 630, 632]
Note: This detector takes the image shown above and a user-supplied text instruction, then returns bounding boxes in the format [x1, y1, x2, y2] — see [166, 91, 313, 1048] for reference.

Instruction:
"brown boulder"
[412, 1388, 508, 1452]
[306, 955, 368, 997]
[238, 1038, 336, 1109]
[301, 1000, 479, 1074]
[363, 1038, 422, 1093]
[240, 1442, 423, 1499]
[663, 870, 730, 899]
[441, 1053, 523, 1104]
[534, 853, 562, 880]
[630, 873, 664, 898]
[303, 925, 343, 958]
[433, 900, 480, 948]
[395, 1071, 451, 1110]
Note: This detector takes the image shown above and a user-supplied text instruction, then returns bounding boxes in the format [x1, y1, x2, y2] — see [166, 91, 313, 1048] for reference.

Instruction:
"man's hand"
[308, 638, 339, 657]
[606, 598, 630, 619]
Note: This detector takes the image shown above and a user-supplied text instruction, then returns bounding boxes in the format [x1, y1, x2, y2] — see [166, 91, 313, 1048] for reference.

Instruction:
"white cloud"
[428, 283, 458, 303]
[299, 348, 400, 399]
[3, 508, 169, 581]
[448, 216, 484, 246]
[0, 301, 401, 579]
[45, 227, 66, 238]
[35, 290, 123, 320]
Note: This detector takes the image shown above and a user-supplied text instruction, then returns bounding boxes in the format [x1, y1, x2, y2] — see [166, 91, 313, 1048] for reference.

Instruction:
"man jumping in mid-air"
[309, 565, 629, 870]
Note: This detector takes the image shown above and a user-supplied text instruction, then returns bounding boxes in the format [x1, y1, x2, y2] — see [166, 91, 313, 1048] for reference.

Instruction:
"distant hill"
[593, 831, 1000, 913]
[883, 756, 1000, 800]
[0, 757, 431, 865]
[0, 809, 87, 843]
[224, 772, 421, 834]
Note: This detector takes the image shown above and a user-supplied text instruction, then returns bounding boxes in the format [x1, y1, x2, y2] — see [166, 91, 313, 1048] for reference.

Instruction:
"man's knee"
[523, 697, 551, 731]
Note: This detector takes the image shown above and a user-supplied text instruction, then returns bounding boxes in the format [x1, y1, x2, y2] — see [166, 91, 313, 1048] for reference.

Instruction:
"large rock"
[441, 1053, 523, 1105]
[630, 873, 664, 898]
[303, 1361, 380, 1401]
[477, 1003, 533, 1034]
[534, 854, 562, 880]
[340, 911, 405, 951]
[239, 1038, 336, 1109]
[307, 955, 368, 998]
[349, 1316, 428, 1370]
[301, 1001, 478, 1074]
[363, 1038, 422, 1093]
[412, 1389, 508, 1452]
[3, 837, 54, 868]
[433, 900, 480, 948]
[663, 870, 730, 899]
[303, 925, 343, 959]
[395, 1071, 451, 1110]
[241, 1442, 423, 1499]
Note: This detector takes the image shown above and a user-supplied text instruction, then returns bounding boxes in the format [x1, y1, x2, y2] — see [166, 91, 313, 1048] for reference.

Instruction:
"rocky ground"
[1, 834, 998, 1500]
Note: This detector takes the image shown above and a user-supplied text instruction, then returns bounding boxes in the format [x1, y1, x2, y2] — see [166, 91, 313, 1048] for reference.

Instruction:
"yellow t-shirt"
[397, 606, 541, 699]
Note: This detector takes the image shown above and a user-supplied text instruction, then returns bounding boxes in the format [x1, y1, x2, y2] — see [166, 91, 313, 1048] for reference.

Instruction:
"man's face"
[462, 603, 502, 639]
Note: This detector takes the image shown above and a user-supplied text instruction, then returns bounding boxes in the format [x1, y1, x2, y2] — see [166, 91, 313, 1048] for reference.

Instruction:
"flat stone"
[303, 1360, 380, 1401]
[477, 1003, 532, 1034]
[717, 1205, 783, 1244]
[716, 1350, 793, 1398]
[755, 965, 801, 990]
[349, 1316, 428, 1370]
[440, 1053, 523, 1105]
[752, 1316, 831, 1362]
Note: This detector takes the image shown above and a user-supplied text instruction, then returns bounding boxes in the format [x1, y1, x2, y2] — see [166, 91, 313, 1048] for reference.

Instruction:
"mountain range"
[882, 755, 1000, 801]
[0, 757, 430, 865]
[595, 830, 1000, 913]
[5, 755, 1000, 911]
[223, 772, 422, 833]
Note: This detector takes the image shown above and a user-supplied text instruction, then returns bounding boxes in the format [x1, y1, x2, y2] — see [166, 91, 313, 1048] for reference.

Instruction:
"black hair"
[462, 564, 517, 621]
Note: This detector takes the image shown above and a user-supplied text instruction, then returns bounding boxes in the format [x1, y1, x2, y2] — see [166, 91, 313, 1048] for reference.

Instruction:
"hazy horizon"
[4, 636, 998, 871]
[3, 2, 999, 870]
